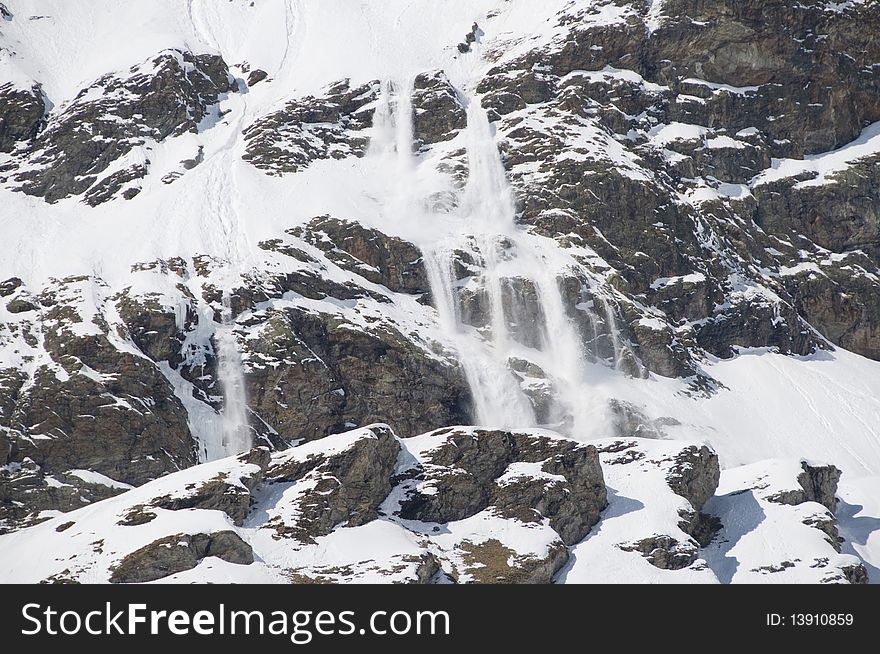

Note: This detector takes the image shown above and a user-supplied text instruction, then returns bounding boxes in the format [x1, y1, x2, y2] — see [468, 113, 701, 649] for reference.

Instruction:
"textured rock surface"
[0, 425, 869, 584]
[109, 531, 253, 583]
[396, 427, 607, 547]
[264, 425, 400, 541]
[474, 0, 880, 371]
[289, 215, 430, 295]
[768, 461, 842, 513]
[0, 223, 470, 530]
[666, 445, 722, 512]
[8, 49, 235, 203]
[149, 448, 271, 526]
[240, 303, 470, 442]
[0, 275, 196, 532]
[243, 79, 376, 175]
[0, 0, 878, 583]
[412, 70, 467, 147]
[448, 537, 568, 584]
[0, 82, 45, 153]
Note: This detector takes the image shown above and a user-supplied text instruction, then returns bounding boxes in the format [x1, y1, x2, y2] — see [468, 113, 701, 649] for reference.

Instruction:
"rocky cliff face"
[4, 49, 236, 204]
[0, 224, 471, 531]
[0, 81, 44, 153]
[0, 425, 864, 584]
[0, 0, 878, 581]
[484, 0, 880, 378]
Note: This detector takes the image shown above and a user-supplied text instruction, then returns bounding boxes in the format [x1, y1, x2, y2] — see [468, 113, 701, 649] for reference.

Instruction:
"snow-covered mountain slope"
[0, 424, 866, 584]
[1, 0, 880, 582]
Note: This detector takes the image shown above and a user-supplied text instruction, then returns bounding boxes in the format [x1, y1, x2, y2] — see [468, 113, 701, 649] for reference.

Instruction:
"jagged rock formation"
[0, 425, 864, 584]
[109, 531, 254, 583]
[0, 222, 471, 530]
[411, 70, 468, 147]
[768, 461, 841, 512]
[395, 427, 606, 547]
[289, 215, 430, 295]
[242, 79, 376, 174]
[0, 82, 44, 153]
[264, 425, 400, 541]
[5, 49, 236, 203]
[0, 274, 196, 532]
[481, 0, 880, 373]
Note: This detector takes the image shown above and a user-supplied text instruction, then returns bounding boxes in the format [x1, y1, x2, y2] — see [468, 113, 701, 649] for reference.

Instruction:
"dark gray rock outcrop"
[397, 428, 607, 547]
[240, 305, 470, 442]
[666, 445, 723, 512]
[0, 82, 45, 153]
[10, 49, 235, 203]
[109, 531, 253, 583]
[289, 215, 430, 295]
[477, 0, 880, 371]
[412, 70, 467, 147]
[768, 461, 841, 513]
[243, 78, 375, 175]
[264, 425, 400, 541]
[150, 448, 271, 526]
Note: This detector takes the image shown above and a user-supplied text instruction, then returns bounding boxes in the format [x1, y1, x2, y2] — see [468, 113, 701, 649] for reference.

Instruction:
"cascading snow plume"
[370, 79, 620, 436]
[216, 291, 251, 455]
[457, 100, 601, 435]
[422, 244, 538, 428]
[371, 78, 536, 429]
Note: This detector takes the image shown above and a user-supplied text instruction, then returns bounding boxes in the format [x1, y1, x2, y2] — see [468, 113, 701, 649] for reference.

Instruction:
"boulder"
[397, 428, 607, 546]
[264, 425, 401, 541]
[109, 531, 253, 583]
